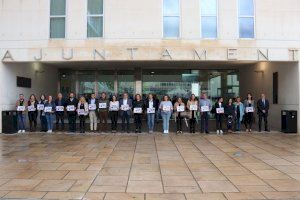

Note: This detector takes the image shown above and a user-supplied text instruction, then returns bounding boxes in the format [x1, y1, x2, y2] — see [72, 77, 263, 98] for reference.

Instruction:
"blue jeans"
[17, 113, 26, 130]
[147, 113, 155, 131]
[161, 112, 171, 132]
[46, 114, 54, 131]
[236, 119, 241, 131]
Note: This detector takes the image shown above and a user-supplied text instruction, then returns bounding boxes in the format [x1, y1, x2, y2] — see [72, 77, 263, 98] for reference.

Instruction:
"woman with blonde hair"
[186, 94, 198, 133]
[77, 96, 89, 133]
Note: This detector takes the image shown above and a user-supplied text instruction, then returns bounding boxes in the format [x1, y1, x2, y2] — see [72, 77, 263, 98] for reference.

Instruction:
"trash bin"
[2, 110, 18, 134]
[281, 110, 297, 133]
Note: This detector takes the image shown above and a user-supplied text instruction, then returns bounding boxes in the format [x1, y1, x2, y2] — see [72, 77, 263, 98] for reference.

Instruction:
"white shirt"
[123, 99, 128, 105]
[219, 102, 222, 107]
[90, 99, 95, 104]
[149, 100, 153, 108]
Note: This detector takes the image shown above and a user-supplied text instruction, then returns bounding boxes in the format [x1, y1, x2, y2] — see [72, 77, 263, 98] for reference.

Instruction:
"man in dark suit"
[55, 93, 66, 131]
[257, 93, 270, 132]
[119, 93, 133, 133]
[65, 92, 79, 133]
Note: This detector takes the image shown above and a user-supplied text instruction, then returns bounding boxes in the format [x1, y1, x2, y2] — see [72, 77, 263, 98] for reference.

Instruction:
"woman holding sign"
[44, 95, 56, 133]
[244, 93, 255, 132]
[98, 92, 109, 133]
[77, 97, 89, 133]
[38, 94, 47, 132]
[187, 94, 198, 133]
[234, 97, 244, 132]
[145, 94, 158, 133]
[27, 94, 38, 132]
[215, 97, 225, 135]
[88, 93, 98, 132]
[174, 97, 185, 134]
[109, 95, 119, 133]
[133, 94, 144, 133]
[66, 92, 78, 133]
[159, 95, 173, 134]
[16, 94, 26, 133]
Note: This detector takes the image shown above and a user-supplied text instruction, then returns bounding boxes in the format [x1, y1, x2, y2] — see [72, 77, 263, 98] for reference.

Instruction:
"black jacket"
[214, 102, 225, 115]
[225, 104, 235, 116]
[144, 99, 159, 111]
[55, 98, 66, 115]
[257, 98, 269, 115]
[65, 98, 79, 115]
[133, 100, 145, 113]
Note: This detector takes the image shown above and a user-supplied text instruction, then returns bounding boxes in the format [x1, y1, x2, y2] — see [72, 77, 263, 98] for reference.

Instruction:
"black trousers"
[201, 112, 209, 133]
[28, 111, 37, 131]
[110, 111, 118, 131]
[134, 114, 142, 132]
[244, 113, 253, 129]
[56, 112, 65, 130]
[79, 115, 86, 132]
[258, 113, 268, 131]
[121, 112, 130, 132]
[68, 114, 76, 132]
[189, 118, 196, 133]
[215, 114, 223, 130]
[176, 116, 183, 132]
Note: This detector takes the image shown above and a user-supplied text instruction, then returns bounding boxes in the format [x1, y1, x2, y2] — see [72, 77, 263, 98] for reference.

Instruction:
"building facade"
[0, 0, 300, 132]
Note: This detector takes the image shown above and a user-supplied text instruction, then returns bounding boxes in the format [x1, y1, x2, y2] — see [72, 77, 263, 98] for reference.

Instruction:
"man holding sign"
[199, 93, 212, 134]
[98, 92, 109, 133]
[119, 93, 132, 133]
[16, 94, 26, 133]
[65, 92, 78, 133]
[214, 97, 225, 135]
[88, 93, 98, 132]
[133, 94, 144, 133]
[55, 93, 66, 131]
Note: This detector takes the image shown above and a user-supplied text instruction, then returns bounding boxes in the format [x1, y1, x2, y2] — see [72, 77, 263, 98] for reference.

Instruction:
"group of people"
[15, 91, 270, 134]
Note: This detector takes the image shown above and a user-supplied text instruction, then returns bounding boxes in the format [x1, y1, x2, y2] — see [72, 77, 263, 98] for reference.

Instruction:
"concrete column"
[135, 68, 142, 94]
[0, 62, 3, 133]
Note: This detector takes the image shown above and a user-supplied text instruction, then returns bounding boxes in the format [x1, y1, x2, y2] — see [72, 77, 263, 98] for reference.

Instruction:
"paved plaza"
[0, 132, 299, 199]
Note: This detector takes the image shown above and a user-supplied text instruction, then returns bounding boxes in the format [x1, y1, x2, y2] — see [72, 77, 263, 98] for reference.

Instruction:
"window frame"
[237, 0, 256, 39]
[49, 0, 67, 39]
[200, 0, 219, 39]
[87, 0, 105, 38]
[162, 0, 181, 39]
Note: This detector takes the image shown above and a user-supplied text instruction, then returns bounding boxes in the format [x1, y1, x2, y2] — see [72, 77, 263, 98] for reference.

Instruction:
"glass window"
[97, 71, 115, 96]
[118, 71, 135, 96]
[87, 0, 103, 37]
[50, 0, 66, 38]
[163, 0, 180, 38]
[78, 72, 96, 96]
[201, 0, 217, 38]
[238, 0, 255, 38]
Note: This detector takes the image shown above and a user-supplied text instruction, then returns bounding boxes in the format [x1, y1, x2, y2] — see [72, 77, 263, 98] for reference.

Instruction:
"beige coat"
[186, 100, 198, 119]
[173, 102, 186, 117]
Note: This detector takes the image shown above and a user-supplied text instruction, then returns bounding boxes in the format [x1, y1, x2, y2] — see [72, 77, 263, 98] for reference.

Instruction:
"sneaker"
[220, 130, 223, 135]
[163, 130, 167, 134]
[18, 130, 22, 133]
[22, 130, 25, 133]
[47, 130, 51, 133]
[217, 130, 220, 135]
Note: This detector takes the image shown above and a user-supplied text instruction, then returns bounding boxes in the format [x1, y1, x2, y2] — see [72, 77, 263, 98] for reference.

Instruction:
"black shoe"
[205, 131, 209, 134]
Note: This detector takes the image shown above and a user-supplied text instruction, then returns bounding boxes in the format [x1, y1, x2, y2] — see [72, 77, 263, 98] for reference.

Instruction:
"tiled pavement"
[0, 132, 300, 199]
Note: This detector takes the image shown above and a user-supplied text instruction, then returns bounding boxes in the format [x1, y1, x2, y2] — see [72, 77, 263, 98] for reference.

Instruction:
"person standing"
[174, 97, 185, 134]
[44, 95, 56, 133]
[257, 93, 270, 132]
[133, 94, 144, 133]
[119, 93, 132, 133]
[187, 94, 198, 133]
[109, 95, 119, 133]
[153, 94, 160, 124]
[244, 93, 255, 132]
[38, 94, 47, 132]
[98, 92, 109, 133]
[199, 93, 212, 134]
[77, 96, 89, 133]
[215, 97, 225, 135]
[234, 97, 244, 132]
[65, 92, 78, 133]
[159, 95, 173, 134]
[225, 98, 235, 133]
[145, 94, 158, 133]
[16, 94, 26, 133]
[88, 93, 98, 132]
[27, 94, 38, 132]
[55, 93, 65, 131]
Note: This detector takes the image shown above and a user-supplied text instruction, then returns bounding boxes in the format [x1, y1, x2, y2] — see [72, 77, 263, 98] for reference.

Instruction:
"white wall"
[0, 62, 58, 133]
[239, 62, 299, 131]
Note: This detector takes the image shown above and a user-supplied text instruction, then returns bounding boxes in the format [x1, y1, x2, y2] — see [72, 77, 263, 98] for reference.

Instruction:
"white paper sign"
[56, 106, 64, 112]
[246, 107, 254, 113]
[67, 105, 75, 112]
[190, 105, 198, 111]
[17, 106, 25, 112]
[77, 109, 85, 115]
[177, 105, 185, 112]
[28, 105, 36, 112]
[89, 104, 96, 111]
[201, 106, 209, 112]
[216, 107, 224, 114]
[44, 107, 52, 113]
[134, 107, 142, 114]
[99, 103, 107, 109]
[109, 104, 119, 111]
[163, 106, 171, 112]
[147, 108, 155, 114]
[121, 104, 129, 111]
[37, 104, 44, 111]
